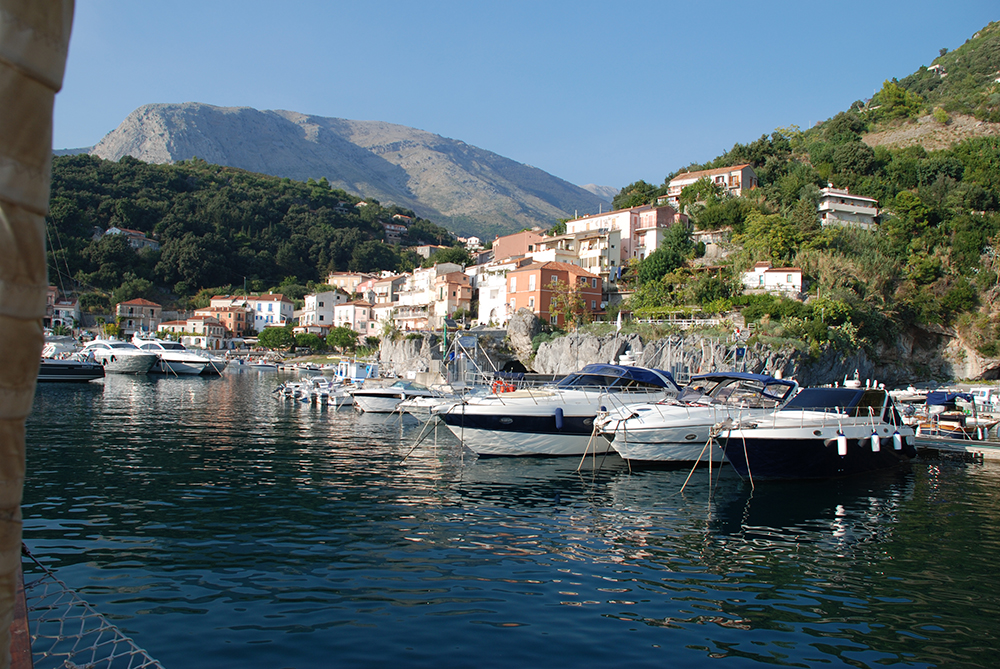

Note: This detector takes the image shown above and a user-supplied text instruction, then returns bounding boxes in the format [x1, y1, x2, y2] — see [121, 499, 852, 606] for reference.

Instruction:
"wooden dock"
[915, 436, 1000, 461]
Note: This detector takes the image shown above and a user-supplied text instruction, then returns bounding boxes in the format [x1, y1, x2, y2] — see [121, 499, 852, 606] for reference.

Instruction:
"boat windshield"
[107, 342, 140, 350]
[554, 364, 675, 392]
[390, 381, 428, 390]
[692, 375, 796, 407]
[159, 342, 186, 350]
[780, 387, 889, 416]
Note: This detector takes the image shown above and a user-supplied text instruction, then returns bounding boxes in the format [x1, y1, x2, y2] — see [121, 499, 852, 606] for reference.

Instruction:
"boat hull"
[438, 407, 610, 456]
[722, 425, 917, 480]
[607, 422, 725, 463]
[37, 359, 105, 382]
[99, 354, 158, 374]
[151, 359, 208, 375]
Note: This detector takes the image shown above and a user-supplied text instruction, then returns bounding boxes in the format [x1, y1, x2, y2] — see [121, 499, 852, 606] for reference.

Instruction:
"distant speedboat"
[720, 386, 917, 481]
[597, 371, 799, 465]
[37, 357, 105, 383]
[79, 339, 158, 374]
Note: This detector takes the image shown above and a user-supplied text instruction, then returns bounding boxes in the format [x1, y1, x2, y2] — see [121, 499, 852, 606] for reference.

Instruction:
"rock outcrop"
[532, 332, 643, 375]
[378, 333, 441, 376]
[506, 308, 541, 361]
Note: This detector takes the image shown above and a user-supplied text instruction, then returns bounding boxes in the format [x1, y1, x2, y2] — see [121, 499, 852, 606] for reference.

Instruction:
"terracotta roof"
[246, 294, 290, 303]
[118, 298, 161, 307]
[669, 164, 754, 184]
[508, 260, 599, 278]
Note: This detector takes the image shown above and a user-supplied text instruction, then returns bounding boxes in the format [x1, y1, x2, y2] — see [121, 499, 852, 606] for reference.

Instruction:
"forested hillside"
[46, 154, 459, 311]
[613, 22, 1000, 367]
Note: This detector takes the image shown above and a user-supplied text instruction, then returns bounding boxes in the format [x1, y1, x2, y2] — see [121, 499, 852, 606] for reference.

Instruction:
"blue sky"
[55, 1, 998, 191]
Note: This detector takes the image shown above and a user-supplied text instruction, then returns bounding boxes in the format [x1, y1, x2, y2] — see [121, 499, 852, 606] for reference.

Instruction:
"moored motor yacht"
[597, 371, 799, 465]
[350, 380, 442, 413]
[720, 386, 917, 481]
[437, 363, 681, 457]
[132, 333, 209, 375]
[79, 339, 158, 374]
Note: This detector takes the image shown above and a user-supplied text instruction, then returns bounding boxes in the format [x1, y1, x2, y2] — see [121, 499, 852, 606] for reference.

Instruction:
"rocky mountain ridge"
[87, 102, 608, 237]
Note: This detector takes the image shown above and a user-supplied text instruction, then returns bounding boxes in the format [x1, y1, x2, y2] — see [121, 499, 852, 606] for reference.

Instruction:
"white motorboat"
[350, 380, 442, 414]
[132, 333, 209, 375]
[720, 386, 917, 480]
[274, 376, 356, 408]
[597, 372, 798, 465]
[37, 357, 105, 382]
[437, 364, 681, 457]
[198, 352, 228, 375]
[79, 339, 158, 374]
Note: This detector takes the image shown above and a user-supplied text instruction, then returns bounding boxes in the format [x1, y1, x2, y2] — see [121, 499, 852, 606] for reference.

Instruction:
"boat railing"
[733, 405, 906, 432]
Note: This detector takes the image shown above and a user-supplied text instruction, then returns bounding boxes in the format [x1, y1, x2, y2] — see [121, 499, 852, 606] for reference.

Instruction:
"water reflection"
[23, 374, 1000, 668]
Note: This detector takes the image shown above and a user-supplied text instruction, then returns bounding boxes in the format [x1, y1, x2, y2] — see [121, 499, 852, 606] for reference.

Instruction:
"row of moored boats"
[38, 333, 229, 382]
[309, 362, 928, 482]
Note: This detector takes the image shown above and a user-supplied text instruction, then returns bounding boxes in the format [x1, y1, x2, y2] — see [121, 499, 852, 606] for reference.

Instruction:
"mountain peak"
[89, 102, 607, 236]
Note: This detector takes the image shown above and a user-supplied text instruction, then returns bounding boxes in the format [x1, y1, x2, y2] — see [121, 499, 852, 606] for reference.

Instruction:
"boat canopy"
[925, 391, 973, 405]
[781, 387, 889, 415]
[691, 371, 796, 388]
[689, 371, 798, 403]
[555, 364, 679, 391]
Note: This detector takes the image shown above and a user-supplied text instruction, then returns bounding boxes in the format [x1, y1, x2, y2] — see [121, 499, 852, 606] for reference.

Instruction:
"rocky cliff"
[88, 103, 607, 236]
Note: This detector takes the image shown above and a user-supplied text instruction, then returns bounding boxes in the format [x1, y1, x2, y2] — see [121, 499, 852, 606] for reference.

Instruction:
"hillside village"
[45, 163, 880, 352]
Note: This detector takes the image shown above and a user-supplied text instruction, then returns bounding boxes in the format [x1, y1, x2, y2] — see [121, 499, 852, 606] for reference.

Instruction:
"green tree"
[737, 211, 801, 265]
[327, 326, 359, 351]
[548, 280, 587, 329]
[872, 79, 924, 120]
[295, 332, 326, 351]
[423, 245, 471, 268]
[258, 326, 293, 349]
[637, 223, 693, 284]
[612, 180, 662, 210]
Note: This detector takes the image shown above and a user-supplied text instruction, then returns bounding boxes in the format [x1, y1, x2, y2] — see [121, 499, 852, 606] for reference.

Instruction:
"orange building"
[506, 261, 602, 327]
[193, 305, 252, 336]
[491, 230, 547, 262]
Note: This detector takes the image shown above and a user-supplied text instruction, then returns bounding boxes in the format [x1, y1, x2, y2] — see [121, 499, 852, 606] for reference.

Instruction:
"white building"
[742, 262, 803, 295]
[564, 204, 686, 265]
[469, 257, 532, 327]
[818, 185, 878, 229]
[394, 263, 464, 330]
[664, 164, 758, 208]
[333, 301, 376, 337]
[244, 294, 295, 332]
[51, 297, 80, 329]
[299, 291, 349, 330]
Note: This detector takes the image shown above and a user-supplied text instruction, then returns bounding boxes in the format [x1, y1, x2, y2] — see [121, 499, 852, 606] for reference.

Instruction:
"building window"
[592, 278, 598, 289]
[787, 274, 793, 283]
[528, 297, 535, 308]
[319, 315, 324, 322]
[318, 301, 324, 307]
[592, 300, 597, 309]
[510, 277, 516, 292]
[550, 275, 558, 284]
[550, 314, 558, 324]
[529, 275, 536, 291]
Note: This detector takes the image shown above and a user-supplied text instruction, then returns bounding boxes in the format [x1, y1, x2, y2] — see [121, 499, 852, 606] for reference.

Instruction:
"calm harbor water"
[23, 371, 1000, 668]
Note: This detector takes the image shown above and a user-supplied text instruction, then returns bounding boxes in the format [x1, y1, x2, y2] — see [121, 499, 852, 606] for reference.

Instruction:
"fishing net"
[21, 546, 164, 669]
